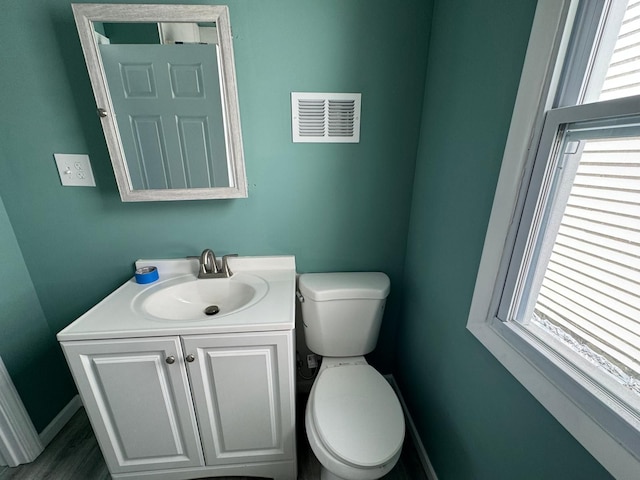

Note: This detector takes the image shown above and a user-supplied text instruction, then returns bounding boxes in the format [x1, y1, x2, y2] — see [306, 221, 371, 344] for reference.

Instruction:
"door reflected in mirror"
[73, 5, 247, 201]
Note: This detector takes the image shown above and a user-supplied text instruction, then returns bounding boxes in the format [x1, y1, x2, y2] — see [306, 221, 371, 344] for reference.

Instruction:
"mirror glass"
[73, 5, 247, 201]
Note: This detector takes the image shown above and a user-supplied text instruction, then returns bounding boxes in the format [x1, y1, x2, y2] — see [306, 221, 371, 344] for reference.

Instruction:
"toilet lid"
[311, 364, 405, 468]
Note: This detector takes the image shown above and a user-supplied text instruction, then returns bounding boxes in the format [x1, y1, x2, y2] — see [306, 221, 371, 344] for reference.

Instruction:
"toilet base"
[321, 465, 347, 480]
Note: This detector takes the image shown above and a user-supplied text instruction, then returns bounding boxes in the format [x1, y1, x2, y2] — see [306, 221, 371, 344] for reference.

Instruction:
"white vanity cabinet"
[182, 332, 294, 466]
[61, 330, 295, 480]
[61, 336, 204, 473]
[57, 255, 297, 480]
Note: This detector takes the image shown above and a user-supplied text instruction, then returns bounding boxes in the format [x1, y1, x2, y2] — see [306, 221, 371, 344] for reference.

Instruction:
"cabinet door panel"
[182, 331, 294, 465]
[61, 338, 203, 473]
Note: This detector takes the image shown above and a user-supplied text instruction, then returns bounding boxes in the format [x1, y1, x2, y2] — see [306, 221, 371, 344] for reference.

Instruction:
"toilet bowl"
[298, 272, 405, 480]
[305, 357, 405, 480]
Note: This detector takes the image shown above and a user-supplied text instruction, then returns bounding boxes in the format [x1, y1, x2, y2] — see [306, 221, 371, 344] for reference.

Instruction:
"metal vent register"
[291, 92, 361, 143]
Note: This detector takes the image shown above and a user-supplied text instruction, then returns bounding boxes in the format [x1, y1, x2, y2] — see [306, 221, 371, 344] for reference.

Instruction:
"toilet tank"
[298, 272, 390, 357]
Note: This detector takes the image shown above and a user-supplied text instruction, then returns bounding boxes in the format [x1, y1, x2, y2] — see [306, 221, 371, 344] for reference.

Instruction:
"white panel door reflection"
[100, 44, 229, 190]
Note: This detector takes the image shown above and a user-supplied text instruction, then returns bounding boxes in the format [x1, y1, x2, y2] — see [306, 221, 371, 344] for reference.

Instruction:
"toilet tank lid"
[299, 272, 390, 301]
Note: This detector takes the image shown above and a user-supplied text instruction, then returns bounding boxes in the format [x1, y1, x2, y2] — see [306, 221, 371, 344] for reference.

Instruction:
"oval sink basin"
[133, 274, 269, 321]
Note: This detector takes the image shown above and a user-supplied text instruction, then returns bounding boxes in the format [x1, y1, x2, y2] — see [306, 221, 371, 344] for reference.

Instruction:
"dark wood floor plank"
[0, 408, 109, 480]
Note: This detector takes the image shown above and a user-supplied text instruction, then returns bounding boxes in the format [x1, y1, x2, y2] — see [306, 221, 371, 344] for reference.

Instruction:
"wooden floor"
[0, 395, 427, 480]
[0, 407, 110, 480]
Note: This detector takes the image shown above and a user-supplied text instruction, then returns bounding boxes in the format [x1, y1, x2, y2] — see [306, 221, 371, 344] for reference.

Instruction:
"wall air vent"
[291, 92, 361, 143]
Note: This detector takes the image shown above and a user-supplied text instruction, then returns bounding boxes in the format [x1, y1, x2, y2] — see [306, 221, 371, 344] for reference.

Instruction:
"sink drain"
[204, 305, 220, 316]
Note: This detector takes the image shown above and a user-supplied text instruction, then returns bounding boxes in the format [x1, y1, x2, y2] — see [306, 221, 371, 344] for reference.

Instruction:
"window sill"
[467, 312, 639, 479]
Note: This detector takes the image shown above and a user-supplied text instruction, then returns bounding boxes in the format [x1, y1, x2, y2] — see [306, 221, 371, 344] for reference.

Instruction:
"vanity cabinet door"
[61, 337, 204, 474]
[182, 331, 295, 466]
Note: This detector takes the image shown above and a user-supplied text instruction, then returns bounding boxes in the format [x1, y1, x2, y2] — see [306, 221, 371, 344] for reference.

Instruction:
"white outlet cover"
[54, 154, 96, 187]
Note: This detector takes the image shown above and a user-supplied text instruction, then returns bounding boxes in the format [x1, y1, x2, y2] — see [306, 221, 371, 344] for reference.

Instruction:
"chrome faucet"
[199, 249, 219, 276]
[194, 249, 237, 279]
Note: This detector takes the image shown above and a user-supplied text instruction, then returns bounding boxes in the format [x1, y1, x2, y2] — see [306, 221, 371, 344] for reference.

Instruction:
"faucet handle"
[221, 254, 238, 277]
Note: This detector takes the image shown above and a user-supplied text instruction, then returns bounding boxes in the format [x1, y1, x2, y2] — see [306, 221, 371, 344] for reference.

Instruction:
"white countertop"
[57, 255, 296, 342]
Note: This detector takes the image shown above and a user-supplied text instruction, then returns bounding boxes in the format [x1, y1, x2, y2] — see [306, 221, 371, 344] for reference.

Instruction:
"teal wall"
[0, 0, 619, 476]
[0, 0, 430, 430]
[397, 1, 614, 479]
[0, 195, 76, 432]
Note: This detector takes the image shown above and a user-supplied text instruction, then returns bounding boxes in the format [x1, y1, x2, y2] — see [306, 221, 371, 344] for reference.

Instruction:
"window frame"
[466, 1, 640, 478]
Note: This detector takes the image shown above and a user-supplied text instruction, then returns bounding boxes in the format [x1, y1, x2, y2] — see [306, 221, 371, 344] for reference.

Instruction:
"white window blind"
[529, 0, 640, 396]
[600, 0, 640, 101]
[532, 135, 640, 394]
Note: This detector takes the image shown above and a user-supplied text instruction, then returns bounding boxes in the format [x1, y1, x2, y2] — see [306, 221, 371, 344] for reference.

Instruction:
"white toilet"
[298, 272, 405, 480]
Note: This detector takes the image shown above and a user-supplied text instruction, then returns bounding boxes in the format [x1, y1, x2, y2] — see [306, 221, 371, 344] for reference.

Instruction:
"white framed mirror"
[72, 4, 247, 201]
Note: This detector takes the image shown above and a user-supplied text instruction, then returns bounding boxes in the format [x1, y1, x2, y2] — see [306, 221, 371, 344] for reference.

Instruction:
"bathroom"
[0, 0, 621, 479]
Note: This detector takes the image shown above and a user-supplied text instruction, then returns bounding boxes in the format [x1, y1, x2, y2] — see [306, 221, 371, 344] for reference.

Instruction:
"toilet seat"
[310, 364, 405, 469]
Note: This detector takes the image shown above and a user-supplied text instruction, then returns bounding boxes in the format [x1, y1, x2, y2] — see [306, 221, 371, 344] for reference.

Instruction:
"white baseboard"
[0, 357, 43, 466]
[385, 374, 439, 480]
[39, 395, 82, 447]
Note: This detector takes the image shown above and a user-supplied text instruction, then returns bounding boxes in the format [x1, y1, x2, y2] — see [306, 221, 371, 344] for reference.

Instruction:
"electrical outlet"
[307, 354, 318, 369]
[54, 154, 96, 187]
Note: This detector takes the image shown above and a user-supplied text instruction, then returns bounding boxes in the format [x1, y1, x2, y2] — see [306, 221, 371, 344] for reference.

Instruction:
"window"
[467, 1, 640, 477]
